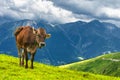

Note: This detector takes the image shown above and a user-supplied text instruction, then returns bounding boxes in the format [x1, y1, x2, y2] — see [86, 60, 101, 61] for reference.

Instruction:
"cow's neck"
[27, 44, 38, 53]
[34, 40, 38, 46]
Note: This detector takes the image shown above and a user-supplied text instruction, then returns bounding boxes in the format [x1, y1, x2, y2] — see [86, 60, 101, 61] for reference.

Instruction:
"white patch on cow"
[39, 42, 46, 47]
[27, 47, 31, 52]
[21, 49, 24, 53]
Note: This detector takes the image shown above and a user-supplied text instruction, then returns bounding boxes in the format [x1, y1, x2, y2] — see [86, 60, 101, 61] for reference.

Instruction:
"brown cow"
[14, 26, 51, 69]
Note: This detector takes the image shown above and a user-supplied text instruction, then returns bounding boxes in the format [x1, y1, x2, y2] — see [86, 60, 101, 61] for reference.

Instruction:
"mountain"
[60, 52, 120, 77]
[0, 19, 120, 65]
[0, 54, 119, 80]
[0, 16, 14, 25]
[58, 20, 120, 59]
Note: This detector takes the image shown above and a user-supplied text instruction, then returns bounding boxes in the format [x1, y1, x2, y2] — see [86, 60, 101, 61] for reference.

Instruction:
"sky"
[0, 0, 120, 26]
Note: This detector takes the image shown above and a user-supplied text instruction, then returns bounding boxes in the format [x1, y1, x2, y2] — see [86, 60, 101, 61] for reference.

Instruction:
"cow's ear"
[46, 34, 51, 39]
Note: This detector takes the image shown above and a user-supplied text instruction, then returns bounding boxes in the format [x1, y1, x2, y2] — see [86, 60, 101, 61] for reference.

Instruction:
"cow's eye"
[36, 35, 41, 38]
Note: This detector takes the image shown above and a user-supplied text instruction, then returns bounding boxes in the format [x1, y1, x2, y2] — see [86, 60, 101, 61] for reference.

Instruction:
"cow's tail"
[14, 27, 23, 36]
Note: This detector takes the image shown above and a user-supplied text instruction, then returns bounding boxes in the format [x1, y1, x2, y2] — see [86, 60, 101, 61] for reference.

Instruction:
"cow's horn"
[32, 27, 36, 34]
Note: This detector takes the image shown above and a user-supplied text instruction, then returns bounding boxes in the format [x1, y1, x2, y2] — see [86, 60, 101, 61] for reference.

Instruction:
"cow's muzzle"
[39, 42, 46, 48]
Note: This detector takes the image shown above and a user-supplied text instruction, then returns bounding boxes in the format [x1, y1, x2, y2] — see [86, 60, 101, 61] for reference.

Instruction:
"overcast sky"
[0, 0, 120, 26]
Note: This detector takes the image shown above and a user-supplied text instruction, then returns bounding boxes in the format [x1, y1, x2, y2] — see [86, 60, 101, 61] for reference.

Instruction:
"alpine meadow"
[1, 0, 120, 80]
[0, 54, 119, 80]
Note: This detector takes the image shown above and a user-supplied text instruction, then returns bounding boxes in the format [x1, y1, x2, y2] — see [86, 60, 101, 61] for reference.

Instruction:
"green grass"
[60, 52, 120, 77]
[0, 54, 119, 80]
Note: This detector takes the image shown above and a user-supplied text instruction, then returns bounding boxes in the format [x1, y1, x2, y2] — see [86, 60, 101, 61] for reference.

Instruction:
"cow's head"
[35, 28, 51, 48]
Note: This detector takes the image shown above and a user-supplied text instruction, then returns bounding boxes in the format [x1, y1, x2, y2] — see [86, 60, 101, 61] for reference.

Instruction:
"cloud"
[0, 0, 79, 23]
[52, 0, 120, 25]
[98, 7, 120, 19]
[0, 0, 120, 26]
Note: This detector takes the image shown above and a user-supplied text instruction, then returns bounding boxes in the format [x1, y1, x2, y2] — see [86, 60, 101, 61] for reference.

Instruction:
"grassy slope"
[60, 52, 120, 77]
[0, 54, 119, 80]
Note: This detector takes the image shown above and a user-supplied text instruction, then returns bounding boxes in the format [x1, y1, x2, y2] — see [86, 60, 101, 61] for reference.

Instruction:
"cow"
[14, 26, 51, 69]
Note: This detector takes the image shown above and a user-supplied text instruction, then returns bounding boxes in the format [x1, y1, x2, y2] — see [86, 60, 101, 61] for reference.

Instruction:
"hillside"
[60, 52, 120, 77]
[0, 54, 119, 80]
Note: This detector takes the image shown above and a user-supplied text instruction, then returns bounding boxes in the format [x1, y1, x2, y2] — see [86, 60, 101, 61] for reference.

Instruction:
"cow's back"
[16, 26, 35, 48]
[14, 27, 23, 37]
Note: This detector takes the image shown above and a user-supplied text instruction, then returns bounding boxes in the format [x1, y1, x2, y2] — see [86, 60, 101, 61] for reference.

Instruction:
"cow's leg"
[30, 53, 35, 69]
[17, 47, 21, 66]
[24, 49, 28, 68]
[21, 49, 24, 66]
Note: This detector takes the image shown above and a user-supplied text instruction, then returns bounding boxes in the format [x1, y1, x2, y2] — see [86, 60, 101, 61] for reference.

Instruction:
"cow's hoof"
[30, 66, 34, 69]
[19, 64, 21, 66]
[19, 63, 24, 67]
[21, 65, 24, 67]
[25, 66, 28, 69]
[19, 63, 22, 66]
[21, 64, 24, 66]
[21, 62, 24, 66]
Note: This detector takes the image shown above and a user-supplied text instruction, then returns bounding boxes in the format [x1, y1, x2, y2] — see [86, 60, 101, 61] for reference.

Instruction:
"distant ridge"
[60, 52, 120, 77]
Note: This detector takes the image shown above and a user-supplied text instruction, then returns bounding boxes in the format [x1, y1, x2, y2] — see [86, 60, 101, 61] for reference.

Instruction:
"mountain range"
[0, 19, 120, 65]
